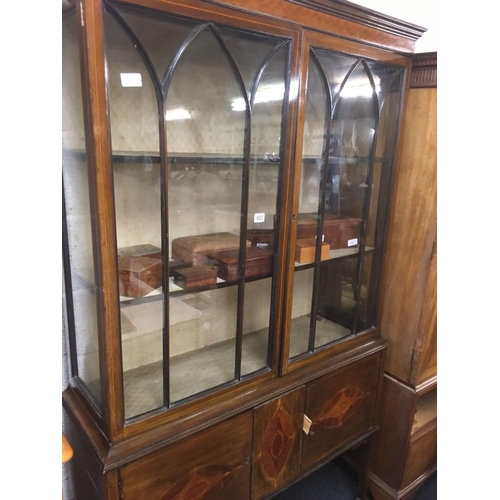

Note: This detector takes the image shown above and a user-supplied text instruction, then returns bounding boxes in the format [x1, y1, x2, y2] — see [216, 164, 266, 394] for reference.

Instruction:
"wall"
[352, 0, 437, 53]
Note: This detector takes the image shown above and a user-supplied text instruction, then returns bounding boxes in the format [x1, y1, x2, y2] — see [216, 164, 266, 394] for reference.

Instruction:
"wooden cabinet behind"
[367, 52, 437, 500]
[61, 1, 427, 499]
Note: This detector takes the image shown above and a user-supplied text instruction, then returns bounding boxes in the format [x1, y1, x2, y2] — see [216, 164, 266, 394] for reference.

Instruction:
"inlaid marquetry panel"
[120, 412, 252, 500]
[316, 387, 365, 429]
[302, 354, 380, 469]
[252, 387, 306, 500]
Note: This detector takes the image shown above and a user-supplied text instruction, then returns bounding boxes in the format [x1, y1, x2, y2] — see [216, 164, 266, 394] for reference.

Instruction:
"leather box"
[207, 247, 274, 281]
[295, 239, 330, 264]
[118, 255, 163, 298]
[297, 214, 362, 249]
[171, 232, 251, 266]
[173, 266, 217, 289]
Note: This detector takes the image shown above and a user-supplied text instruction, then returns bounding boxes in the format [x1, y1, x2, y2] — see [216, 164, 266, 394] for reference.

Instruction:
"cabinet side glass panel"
[104, 10, 164, 419]
[62, 13, 101, 405]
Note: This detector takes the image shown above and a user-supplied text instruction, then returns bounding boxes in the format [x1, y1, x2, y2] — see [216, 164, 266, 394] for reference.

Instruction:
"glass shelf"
[120, 271, 274, 307]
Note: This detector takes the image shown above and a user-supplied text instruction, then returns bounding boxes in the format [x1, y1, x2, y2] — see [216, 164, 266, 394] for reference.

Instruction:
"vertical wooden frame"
[79, 0, 125, 440]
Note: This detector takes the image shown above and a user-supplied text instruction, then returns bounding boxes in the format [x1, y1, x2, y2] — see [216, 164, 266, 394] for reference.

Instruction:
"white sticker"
[348, 238, 358, 247]
[254, 213, 265, 223]
[303, 414, 312, 435]
[120, 73, 142, 87]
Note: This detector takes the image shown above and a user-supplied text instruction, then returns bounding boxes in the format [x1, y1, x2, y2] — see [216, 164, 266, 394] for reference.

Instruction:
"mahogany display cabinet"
[62, 1, 426, 498]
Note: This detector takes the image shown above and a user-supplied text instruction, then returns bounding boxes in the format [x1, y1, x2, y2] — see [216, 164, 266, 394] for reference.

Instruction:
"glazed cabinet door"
[98, 1, 295, 421]
[284, 31, 408, 369]
[252, 387, 306, 499]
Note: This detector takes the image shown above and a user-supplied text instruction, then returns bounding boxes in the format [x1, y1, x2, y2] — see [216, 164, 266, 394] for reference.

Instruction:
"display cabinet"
[62, 1, 426, 499]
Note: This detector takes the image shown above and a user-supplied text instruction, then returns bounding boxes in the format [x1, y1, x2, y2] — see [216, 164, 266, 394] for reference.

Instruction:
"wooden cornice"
[287, 0, 427, 41]
[410, 52, 437, 88]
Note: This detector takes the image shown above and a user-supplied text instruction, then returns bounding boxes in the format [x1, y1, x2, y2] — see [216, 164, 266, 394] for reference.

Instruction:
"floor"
[273, 458, 437, 500]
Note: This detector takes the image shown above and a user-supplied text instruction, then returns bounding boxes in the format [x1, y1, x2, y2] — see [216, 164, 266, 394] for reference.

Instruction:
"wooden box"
[295, 239, 330, 264]
[207, 247, 274, 281]
[172, 232, 251, 266]
[173, 266, 217, 289]
[297, 214, 362, 249]
[118, 255, 163, 298]
[246, 229, 275, 250]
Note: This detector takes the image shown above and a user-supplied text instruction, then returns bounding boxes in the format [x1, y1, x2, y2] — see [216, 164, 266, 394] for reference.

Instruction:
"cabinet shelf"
[411, 389, 437, 438]
[63, 149, 282, 166]
[120, 272, 274, 307]
[302, 156, 387, 165]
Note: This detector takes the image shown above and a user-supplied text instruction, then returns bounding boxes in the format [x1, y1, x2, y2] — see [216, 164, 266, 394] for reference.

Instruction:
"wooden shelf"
[411, 388, 437, 438]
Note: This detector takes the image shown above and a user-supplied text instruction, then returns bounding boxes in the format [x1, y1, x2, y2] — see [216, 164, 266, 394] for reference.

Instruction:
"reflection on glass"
[105, 10, 164, 419]
[62, 13, 101, 405]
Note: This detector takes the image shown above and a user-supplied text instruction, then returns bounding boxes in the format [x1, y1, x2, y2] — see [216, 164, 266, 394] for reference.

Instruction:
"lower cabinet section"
[64, 350, 385, 500]
[302, 355, 380, 470]
[120, 412, 253, 500]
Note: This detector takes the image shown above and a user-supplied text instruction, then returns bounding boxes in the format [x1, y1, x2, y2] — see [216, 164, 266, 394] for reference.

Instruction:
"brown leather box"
[295, 238, 330, 264]
[173, 266, 217, 289]
[297, 214, 362, 249]
[118, 255, 162, 298]
[207, 247, 274, 281]
[171, 232, 251, 266]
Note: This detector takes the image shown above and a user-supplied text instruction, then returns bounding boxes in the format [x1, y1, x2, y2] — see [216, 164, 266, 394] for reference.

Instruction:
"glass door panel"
[289, 45, 405, 361]
[104, 4, 289, 417]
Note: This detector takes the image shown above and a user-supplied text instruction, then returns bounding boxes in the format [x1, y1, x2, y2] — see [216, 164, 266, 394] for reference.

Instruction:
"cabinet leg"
[355, 438, 372, 500]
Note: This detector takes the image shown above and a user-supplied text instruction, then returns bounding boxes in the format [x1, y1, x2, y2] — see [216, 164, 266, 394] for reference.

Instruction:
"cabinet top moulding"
[201, 0, 426, 53]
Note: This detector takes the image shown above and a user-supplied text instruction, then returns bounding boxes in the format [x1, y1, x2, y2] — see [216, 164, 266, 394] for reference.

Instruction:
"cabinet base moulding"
[368, 468, 437, 500]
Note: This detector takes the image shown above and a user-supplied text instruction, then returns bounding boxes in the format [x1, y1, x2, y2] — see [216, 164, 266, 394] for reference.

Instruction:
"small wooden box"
[173, 266, 217, 289]
[171, 232, 251, 266]
[118, 255, 163, 298]
[207, 247, 274, 281]
[295, 239, 330, 264]
[297, 214, 362, 249]
[246, 229, 275, 250]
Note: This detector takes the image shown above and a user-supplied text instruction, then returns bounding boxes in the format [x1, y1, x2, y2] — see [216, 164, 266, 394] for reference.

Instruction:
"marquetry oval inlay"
[261, 407, 295, 479]
[317, 387, 364, 429]
[161, 465, 232, 500]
